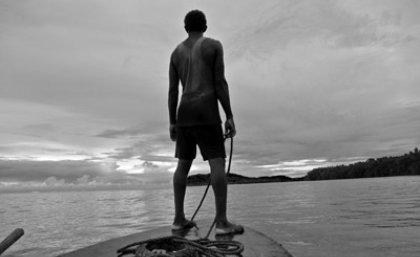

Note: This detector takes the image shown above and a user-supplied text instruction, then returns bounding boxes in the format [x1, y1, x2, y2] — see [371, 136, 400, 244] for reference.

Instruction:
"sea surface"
[1, 176, 419, 257]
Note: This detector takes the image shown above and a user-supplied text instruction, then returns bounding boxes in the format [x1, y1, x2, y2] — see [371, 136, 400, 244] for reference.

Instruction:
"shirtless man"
[168, 10, 243, 235]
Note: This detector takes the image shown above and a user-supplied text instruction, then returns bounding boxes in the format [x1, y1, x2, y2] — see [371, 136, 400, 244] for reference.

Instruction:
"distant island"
[188, 173, 297, 186]
[187, 147, 420, 185]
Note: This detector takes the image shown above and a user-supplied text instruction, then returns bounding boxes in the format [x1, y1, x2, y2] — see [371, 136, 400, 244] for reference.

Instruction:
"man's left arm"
[213, 40, 235, 138]
[213, 40, 233, 120]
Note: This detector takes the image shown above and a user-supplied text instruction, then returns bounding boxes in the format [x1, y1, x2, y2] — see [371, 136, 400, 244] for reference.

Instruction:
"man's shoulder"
[201, 37, 223, 57]
[171, 40, 188, 61]
[202, 37, 222, 48]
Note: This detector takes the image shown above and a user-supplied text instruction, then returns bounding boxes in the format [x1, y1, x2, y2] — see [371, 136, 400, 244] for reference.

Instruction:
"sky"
[1, 0, 420, 191]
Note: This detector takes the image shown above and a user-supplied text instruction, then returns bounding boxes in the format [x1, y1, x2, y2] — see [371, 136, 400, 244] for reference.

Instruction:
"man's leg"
[209, 157, 244, 233]
[209, 158, 230, 227]
[173, 159, 193, 226]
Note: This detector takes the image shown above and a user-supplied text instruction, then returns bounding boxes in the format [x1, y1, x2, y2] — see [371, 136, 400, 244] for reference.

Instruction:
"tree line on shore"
[304, 148, 420, 181]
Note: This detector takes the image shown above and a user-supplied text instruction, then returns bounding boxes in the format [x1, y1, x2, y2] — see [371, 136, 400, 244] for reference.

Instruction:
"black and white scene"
[1, 0, 419, 257]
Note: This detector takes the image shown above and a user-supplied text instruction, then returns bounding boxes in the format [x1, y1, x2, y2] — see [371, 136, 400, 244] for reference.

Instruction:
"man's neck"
[188, 32, 204, 39]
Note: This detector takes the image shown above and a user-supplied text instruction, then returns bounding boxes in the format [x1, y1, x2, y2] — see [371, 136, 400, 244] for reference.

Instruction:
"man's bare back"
[169, 35, 233, 129]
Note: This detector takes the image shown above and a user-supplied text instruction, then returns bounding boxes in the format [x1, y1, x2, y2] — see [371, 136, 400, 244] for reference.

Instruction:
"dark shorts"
[175, 125, 226, 161]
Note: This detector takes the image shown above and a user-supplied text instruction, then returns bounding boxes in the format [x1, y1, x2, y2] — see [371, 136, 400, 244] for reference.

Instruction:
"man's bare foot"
[215, 220, 244, 235]
[171, 218, 197, 231]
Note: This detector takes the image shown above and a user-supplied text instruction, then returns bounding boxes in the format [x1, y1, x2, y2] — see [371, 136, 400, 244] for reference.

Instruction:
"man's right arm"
[168, 52, 179, 141]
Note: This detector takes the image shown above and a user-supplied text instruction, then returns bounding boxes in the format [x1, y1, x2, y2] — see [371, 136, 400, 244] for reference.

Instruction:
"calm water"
[1, 176, 419, 257]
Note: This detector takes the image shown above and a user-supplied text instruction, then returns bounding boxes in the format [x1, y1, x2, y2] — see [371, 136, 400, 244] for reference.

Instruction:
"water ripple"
[2, 177, 419, 257]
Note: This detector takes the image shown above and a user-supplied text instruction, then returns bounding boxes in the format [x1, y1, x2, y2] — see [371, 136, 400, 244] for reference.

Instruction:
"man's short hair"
[184, 10, 207, 33]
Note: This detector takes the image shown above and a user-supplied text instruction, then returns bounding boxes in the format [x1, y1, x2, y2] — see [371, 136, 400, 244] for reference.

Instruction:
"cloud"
[44, 176, 66, 187]
[0, 158, 174, 193]
[0, 159, 114, 183]
[1, 0, 420, 186]
[0, 0, 170, 130]
[75, 174, 90, 185]
[96, 127, 145, 139]
[225, 0, 420, 165]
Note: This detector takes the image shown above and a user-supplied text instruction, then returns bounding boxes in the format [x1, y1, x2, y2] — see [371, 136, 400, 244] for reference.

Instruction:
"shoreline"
[187, 147, 420, 186]
[187, 173, 418, 186]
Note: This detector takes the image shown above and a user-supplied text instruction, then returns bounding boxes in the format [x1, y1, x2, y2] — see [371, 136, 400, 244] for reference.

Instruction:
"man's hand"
[170, 124, 177, 142]
[224, 118, 236, 138]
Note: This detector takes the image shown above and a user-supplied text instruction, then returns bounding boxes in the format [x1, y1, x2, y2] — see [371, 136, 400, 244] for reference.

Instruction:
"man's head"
[184, 10, 207, 33]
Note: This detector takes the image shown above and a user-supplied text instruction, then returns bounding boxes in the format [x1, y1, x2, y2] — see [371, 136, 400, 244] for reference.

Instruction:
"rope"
[117, 235, 243, 257]
[190, 137, 234, 239]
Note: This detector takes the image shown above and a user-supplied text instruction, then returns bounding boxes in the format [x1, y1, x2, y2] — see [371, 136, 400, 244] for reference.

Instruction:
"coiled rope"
[117, 235, 243, 257]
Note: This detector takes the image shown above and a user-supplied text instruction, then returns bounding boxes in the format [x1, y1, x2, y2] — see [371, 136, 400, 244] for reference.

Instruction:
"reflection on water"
[1, 176, 419, 257]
